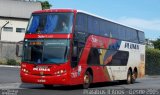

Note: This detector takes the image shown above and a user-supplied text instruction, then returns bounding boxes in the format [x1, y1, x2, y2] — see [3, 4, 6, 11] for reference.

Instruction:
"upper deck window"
[26, 13, 74, 34]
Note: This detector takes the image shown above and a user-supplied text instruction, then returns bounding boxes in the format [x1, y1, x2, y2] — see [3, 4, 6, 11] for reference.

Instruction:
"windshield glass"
[26, 13, 74, 34]
[23, 39, 70, 64]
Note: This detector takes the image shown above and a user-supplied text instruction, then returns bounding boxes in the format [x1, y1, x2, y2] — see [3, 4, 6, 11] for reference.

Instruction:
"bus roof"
[32, 9, 77, 14]
[32, 9, 144, 33]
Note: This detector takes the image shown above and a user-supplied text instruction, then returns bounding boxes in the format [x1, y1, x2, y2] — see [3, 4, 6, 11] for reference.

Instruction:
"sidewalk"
[0, 65, 20, 68]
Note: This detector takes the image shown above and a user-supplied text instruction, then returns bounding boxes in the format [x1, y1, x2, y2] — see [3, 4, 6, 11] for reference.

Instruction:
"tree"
[40, 1, 52, 10]
[153, 38, 160, 49]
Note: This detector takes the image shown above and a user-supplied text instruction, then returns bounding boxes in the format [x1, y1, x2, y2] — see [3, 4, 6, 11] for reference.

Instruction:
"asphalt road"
[0, 67, 20, 83]
[0, 66, 160, 95]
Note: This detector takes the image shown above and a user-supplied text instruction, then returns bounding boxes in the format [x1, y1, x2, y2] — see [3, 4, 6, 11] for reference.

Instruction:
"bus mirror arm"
[16, 41, 23, 57]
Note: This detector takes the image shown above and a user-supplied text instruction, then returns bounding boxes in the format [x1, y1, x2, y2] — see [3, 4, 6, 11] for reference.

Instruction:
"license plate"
[37, 79, 46, 83]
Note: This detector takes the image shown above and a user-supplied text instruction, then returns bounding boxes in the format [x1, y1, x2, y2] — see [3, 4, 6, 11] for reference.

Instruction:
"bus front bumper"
[21, 73, 70, 85]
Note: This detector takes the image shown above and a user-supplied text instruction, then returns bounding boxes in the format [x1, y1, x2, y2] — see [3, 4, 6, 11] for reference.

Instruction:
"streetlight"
[0, 21, 9, 41]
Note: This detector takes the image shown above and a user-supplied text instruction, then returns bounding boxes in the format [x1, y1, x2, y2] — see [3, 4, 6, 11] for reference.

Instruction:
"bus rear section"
[73, 11, 145, 86]
[19, 9, 145, 89]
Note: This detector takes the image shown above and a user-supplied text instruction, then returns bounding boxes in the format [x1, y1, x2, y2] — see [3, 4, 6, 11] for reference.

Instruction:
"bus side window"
[75, 13, 88, 42]
[107, 50, 129, 66]
[87, 48, 100, 65]
[75, 13, 87, 33]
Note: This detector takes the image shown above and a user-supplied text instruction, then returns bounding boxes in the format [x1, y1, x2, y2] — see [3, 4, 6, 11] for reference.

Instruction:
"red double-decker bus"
[19, 9, 145, 88]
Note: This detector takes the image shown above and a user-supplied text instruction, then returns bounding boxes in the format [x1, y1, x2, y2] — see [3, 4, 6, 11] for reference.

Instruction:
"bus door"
[70, 41, 84, 84]
[87, 48, 102, 82]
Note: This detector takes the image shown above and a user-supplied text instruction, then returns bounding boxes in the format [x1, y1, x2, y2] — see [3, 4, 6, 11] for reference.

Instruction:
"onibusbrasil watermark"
[83, 89, 160, 95]
[1, 89, 18, 95]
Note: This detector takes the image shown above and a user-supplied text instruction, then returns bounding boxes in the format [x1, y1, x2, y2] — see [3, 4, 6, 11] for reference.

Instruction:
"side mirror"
[73, 46, 77, 57]
[16, 41, 23, 57]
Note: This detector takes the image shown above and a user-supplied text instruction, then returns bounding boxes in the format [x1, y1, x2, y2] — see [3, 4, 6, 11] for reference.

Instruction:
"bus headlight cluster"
[22, 68, 29, 73]
[54, 69, 66, 75]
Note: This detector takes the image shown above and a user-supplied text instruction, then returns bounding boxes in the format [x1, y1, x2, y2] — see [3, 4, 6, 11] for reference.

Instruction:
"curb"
[0, 65, 20, 68]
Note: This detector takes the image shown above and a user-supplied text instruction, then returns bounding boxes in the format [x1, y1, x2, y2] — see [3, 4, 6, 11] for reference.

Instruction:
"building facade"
[0, 0, 42, 42]
[0, 0, 42, 63]
[0, 18, 28, 42]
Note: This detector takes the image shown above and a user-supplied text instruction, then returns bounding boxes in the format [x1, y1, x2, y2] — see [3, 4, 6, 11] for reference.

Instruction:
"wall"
[0, 41, 21, 63]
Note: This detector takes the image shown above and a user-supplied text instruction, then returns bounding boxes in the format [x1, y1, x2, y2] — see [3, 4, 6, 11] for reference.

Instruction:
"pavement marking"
[0, 83, 43, 89]
[0, 65, 20, 68]
[0, 83, 22, 89]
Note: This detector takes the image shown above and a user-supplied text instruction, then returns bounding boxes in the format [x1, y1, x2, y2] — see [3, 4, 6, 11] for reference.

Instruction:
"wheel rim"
[132, 72, 137, 83]
[132, 73, 136, 80]
[127, 72, 131, 84]
[133, 72, 137, 79]
[84, 74, 90, 84]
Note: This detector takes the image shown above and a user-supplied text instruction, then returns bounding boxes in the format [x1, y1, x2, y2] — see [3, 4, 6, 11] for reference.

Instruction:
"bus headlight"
[22, 68, 29, 73]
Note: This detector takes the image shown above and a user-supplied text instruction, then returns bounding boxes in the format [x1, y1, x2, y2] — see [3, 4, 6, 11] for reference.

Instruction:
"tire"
[43, 84, 53, 88]
[126, 70, 132, 84]
[132, 71, 137, 84]
[83, 71, 92, 89]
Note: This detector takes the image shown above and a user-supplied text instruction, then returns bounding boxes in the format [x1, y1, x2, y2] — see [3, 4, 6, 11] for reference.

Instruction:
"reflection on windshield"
[23, 39, 70, 64]
[27, 13, 74, 34]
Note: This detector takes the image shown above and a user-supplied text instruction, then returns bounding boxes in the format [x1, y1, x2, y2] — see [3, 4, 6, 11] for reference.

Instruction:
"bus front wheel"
[83, 71, 92, 89]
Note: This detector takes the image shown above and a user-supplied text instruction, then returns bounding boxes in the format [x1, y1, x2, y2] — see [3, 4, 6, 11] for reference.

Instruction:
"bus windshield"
[23, 39, 70, 64]
[26, 13, 74, 34]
